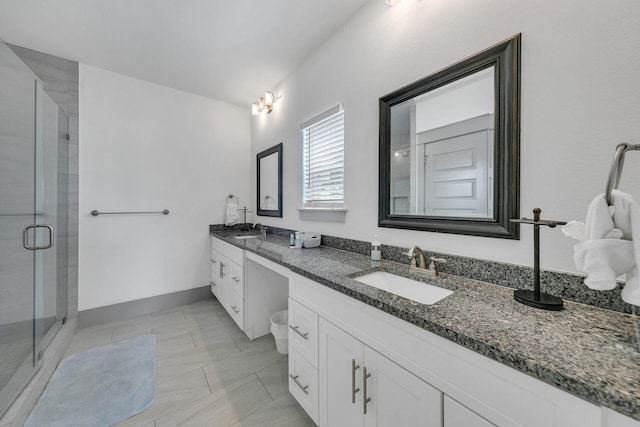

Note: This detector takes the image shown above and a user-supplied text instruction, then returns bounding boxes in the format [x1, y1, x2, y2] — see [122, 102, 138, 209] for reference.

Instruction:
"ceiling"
[0, 0, 370, 108]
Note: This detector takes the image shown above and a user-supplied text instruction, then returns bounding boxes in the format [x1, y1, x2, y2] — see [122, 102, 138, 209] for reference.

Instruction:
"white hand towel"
[609, 190, 640, 305]
[563, 190, 640, 305]
[573, 238, 634, 290]
[225, 201, 239, 226]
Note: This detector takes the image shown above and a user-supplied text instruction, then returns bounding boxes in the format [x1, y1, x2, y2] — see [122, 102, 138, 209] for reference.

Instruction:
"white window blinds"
[302, 107, 344, 207]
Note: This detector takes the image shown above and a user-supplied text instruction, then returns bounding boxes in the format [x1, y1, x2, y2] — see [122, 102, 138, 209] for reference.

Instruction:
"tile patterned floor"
[62, 298, 315, 427]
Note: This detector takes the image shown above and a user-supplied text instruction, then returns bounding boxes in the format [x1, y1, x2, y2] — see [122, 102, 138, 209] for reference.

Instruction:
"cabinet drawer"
[289, 298, 319, 367]
[231, 262, 244, 297]
[225, 290, 244, 329]
[289, 348, 319, 425]
[211, 236, 244, 265]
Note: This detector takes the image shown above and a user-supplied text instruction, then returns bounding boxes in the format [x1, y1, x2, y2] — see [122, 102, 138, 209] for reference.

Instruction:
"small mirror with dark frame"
[379, 34, 521, 239]
[257, 142, 283, 218]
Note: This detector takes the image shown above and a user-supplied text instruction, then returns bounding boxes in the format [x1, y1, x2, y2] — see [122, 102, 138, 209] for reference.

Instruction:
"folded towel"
[225, 201, 239, 226]
[563, 190, 640, 305]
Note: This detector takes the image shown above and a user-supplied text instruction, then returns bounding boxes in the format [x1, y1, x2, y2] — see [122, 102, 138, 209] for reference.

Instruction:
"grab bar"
[605, 143, 640, 205]
[91, 209, 169, 216]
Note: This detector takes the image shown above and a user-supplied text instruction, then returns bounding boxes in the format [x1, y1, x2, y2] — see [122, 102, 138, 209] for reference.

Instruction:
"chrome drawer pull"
[289, 325, 309, 340]
[211, 259, 217, 264]
[289, 374, 309, 395]
[363, 367, 372, 414]
[232, 276, 240, 282]
[231, 305, 240, 314]
[352, 359, 360, 403]
[210, 281, 216, 286]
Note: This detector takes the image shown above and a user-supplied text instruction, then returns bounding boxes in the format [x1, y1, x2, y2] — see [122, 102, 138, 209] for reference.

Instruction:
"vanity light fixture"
[251, 91, 281, 115]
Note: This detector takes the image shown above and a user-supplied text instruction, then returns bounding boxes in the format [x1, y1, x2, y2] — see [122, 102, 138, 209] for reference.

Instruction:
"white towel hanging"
[563, 190, 640, 305]
[225, 195, 239, 226]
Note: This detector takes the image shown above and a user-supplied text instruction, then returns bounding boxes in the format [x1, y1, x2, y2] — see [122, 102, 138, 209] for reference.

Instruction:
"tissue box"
[296, 232, 321, 248]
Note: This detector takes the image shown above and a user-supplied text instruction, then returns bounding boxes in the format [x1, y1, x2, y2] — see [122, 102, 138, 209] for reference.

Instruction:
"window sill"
[297, 207, 348, 213]
[297, 207, 348, 223]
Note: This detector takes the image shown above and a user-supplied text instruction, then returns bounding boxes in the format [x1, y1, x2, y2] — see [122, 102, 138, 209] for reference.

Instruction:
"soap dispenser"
[371, 235, 382, 261]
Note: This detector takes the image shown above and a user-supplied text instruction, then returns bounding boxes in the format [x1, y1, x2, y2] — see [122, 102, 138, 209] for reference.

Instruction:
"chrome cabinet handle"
[289, 374, 309, 395]
[219, 262, 225, 278]
[211, 258, 217, 264]
[232, 276, 240, 282]
[231, 305, 240, 314]
[352, 359, 360, 403]
[210, 281, 216, 286]
[289, 325, 309, 340]
[363, 367, 372, 414]
[23, 224, 54, 250]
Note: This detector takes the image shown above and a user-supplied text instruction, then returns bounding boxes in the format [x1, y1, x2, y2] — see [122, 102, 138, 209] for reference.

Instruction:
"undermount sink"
[233, 235, 258, 240]
[354, 271, 453, 305]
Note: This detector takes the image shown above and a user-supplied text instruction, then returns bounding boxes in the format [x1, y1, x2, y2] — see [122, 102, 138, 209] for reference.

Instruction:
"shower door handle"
[23, 224, 54, 250]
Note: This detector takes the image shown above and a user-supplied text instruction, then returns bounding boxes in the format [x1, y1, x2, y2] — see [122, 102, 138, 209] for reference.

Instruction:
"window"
[301, 106, 344, 208]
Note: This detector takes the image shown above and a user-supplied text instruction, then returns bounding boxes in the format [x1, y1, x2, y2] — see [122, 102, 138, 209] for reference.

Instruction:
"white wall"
[251, 0, 640, 274]
[79, 64, 249, 311]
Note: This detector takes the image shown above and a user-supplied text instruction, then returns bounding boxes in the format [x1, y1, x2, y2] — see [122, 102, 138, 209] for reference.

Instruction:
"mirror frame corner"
[378, 34, 521, 239]
[257, 142, 283, 218]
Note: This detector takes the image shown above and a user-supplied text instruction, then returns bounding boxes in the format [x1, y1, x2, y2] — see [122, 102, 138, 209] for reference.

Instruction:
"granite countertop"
[210, 229, 640, 421]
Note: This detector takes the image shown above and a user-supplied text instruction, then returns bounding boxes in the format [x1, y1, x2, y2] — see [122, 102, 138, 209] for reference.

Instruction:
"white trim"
[300, 104, 342, 129]
[297, 207, 348, 212]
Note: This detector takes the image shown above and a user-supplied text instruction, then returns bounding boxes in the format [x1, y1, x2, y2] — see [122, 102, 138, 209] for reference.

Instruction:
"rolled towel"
[225, 201, 239, 226]
[563, 190, 640, 305]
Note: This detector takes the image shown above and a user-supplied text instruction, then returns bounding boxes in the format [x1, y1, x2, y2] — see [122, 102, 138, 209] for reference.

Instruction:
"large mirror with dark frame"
[379, 34, 521, 239]
[257, 142, 283, 218]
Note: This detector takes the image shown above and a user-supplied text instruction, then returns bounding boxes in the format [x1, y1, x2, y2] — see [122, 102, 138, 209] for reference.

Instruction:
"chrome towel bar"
[90, 209, 169, 216]
[605, 142, 640, 205]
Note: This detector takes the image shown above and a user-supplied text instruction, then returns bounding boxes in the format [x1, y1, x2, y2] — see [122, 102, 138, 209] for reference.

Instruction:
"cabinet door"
[217, 252, 231, 306]
[364, 346, 442, 427]
[210, 249, 222, 299]
[319, 319, 364, 427]
[444, 396, 494, 427]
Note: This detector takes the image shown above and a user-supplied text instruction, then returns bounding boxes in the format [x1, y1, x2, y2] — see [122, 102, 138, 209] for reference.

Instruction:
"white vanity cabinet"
[288, 271, 614, 427]
[208, 239, 640, 427]
[211, 236, 244, 329]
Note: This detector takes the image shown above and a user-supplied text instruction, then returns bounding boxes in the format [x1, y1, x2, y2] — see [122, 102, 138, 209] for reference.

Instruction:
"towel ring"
[605, 143, 640, 205]
[226, 194, 239, 205]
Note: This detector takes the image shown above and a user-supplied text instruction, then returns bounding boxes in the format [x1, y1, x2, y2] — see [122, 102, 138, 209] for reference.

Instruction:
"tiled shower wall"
[8, 44, 79, 319]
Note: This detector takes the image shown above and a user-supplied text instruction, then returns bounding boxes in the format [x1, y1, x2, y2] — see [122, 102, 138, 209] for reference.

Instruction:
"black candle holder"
[510, 208, 566, 311]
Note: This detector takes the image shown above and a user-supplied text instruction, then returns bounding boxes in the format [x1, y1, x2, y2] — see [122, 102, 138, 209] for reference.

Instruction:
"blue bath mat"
[24, 334, 156, 427]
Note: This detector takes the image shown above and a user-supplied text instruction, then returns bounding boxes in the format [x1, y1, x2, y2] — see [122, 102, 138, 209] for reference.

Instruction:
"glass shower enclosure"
[0, 40, 68, 417]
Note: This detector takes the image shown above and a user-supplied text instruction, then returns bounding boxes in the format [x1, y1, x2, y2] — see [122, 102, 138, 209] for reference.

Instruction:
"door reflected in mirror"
[390, 67, 494, 218]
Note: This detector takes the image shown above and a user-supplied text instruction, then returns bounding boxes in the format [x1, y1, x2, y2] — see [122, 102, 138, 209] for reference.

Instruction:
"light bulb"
[265, 91, 275, 106]
[251, 103, 259, 115]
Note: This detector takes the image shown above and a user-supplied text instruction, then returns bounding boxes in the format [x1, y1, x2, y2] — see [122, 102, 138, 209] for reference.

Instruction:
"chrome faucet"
[252, 223, 268, 237]
[407, 246, 427, 269]
[406, 246, 446, 277]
